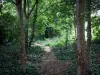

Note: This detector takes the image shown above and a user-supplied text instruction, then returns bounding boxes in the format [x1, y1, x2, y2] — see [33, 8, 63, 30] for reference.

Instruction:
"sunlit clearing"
[44, 46, 51, 53]
[97, 10, 100, 16]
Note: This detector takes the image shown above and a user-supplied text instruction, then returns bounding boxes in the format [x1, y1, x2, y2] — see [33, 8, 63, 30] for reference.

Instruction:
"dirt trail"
[32, 43, 72, 75]
[33, 43, 72, 75]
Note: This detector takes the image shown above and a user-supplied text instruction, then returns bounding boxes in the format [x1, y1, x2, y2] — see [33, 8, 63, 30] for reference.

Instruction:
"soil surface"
[33, 43, 72, 75]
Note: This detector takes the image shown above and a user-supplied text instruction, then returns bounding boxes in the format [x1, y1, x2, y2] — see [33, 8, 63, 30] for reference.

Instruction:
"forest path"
[33, 43, 72, 75]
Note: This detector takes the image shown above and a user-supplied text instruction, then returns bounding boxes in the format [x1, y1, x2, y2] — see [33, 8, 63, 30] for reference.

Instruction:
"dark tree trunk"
[16, 0, 26, 74]
[24, 0, 29, 52]
[25, 18, 29, 52]
[76, 0, 86, 75]
[24, 0, 37, 49]
[29, 0, 38, 48]
[86, 0, 91, 73]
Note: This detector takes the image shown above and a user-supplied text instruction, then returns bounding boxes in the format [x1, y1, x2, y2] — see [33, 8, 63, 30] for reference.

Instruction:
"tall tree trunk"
[24, 0, 29, 52]
[24, 0, 36, 50]
[76, 0, 86, 75]
[16, 0, 26, 74]
[29, 0, 38, 48]
[24, 18, 29, 52]
[86, 0, 91, 73]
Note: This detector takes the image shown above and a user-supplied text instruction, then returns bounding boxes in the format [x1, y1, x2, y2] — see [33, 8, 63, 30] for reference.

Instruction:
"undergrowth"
[0, 40, 100, 75]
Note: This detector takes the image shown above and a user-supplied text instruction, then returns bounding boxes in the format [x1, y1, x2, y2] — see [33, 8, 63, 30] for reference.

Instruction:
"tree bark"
[76, 0, 86, 75]
[24, 18, 29, 52]
[16, 0, 26, 74]
[86, 0, 91, 73]
[24, 0, 29, 52]
[24, 0, 36, 50]
[29, 0, 38, 48]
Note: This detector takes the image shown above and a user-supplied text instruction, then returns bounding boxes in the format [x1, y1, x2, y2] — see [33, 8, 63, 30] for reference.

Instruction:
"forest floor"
[0, 41, 100, 75]
[29, 41, 100, 75]
[32, 43, 72, 75]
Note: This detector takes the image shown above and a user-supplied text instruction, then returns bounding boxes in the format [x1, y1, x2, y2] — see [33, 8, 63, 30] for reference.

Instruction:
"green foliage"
[0, 43, 44, 75]
[35, 36, 66, 47]
[91, 43, 100, 75]
[27, 46, 45, 75]
[35, 0, 75, 42]
[92, 16, 100, 40]
[0, 12, 19, 43]
[53, 42, 77, 75]
[1, 0, 100, 75]
[0, 44, 21, 75]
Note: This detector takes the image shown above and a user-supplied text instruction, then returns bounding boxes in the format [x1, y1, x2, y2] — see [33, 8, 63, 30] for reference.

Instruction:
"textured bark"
[86, 0, 91, 73]
[16, 0, 26, 74]
[76, 0, 86, 75]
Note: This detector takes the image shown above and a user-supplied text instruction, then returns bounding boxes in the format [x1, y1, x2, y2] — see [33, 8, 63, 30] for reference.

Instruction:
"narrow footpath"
[33, 43, 72, 75]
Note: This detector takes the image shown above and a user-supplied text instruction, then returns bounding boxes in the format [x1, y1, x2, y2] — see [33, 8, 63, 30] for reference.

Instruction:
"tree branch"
[24, 0, 27, 18]
[27, 0, 30, 15]
[12, 0, 16, 5]
[28, 0, 36, 17]
[29, 0, 38, 47]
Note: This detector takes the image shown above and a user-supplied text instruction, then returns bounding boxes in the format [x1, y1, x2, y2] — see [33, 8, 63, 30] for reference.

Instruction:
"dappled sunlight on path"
[40, 45, 72, 75]
[44, 46, 52, 53]
[30, 42, 72, 75]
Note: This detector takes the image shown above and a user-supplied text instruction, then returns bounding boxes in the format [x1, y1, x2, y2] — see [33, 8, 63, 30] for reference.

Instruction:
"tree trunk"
[76, 0, 86, 75]
[29, 0, 38, 48]
[73, 8, 77, 40]
[86, 0, 91, 73]
[24, 18, 29, 52]
[24, 0, 30, 52]
[16, 0, 26, 74]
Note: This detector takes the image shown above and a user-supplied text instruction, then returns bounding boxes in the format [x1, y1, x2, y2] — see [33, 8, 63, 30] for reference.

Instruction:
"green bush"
[0, 12, 19, 44]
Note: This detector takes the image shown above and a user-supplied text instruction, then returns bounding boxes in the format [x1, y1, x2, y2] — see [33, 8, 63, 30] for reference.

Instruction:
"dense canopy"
[0, 0, 100, 75]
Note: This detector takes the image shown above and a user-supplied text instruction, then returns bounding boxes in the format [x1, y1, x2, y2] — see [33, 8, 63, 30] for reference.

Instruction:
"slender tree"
[24, 0, 36, 51]
[16, 0, 26, 74]
[14, 0, 38, 74]
[76, 0, 86, 75]
[29, 0, 38, 48]
[86, 0, 92, 73]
